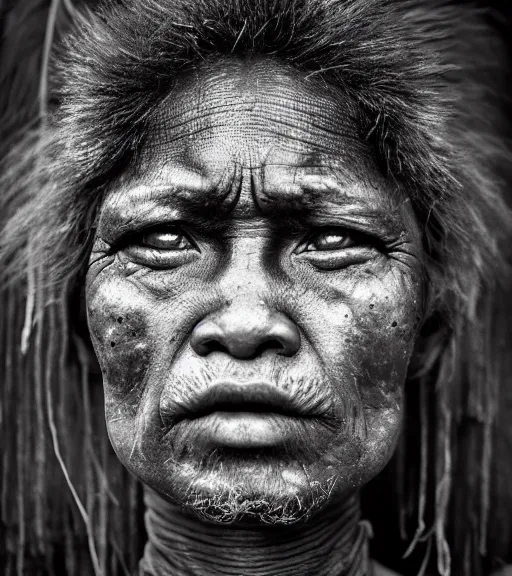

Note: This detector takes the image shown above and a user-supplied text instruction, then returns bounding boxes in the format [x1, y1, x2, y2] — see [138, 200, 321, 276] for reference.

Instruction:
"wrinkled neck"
[140, 487, 372, 576]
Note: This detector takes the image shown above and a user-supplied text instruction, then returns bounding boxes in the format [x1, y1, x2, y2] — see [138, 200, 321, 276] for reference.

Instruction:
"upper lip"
[178, 381, 313, 420]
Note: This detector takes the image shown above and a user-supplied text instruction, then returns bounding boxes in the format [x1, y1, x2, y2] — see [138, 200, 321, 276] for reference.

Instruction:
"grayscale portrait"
[1, 1, 512, 575]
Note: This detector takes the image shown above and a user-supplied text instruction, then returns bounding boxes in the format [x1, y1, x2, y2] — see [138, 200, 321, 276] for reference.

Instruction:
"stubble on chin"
[176, 448, 339, 526]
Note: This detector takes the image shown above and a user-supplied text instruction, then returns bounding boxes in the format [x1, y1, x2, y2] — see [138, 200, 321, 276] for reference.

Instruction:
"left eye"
[140, 229, 192, 250]
[121, 226, 199, 269]
[303, 229, 355, 251]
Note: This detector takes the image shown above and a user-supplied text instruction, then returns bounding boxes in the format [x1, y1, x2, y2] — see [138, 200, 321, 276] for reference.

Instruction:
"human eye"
[302, 229, 356, 252]
[122, 225, 200, 268]
[140, 228, 193, 250]
[295, 227, 378, 270]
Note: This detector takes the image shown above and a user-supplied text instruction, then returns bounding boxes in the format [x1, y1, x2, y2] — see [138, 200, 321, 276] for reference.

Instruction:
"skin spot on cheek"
[88, 302, 151, 411]
[104, 344, 151, 418]
[346, 296, 418, 408]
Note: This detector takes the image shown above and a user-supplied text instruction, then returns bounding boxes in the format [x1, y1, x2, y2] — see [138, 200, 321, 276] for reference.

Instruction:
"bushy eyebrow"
[99, 167, 238, 233]
[99, 165, 407, 242]
[251, 171, 405, 237]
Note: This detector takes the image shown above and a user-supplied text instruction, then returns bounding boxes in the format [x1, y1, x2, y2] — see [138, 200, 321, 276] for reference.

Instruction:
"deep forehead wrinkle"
[142, 57, 369, 172]
[101, 163, 405, 242]
[108, 173, 377, 214]
[115, 159, 383, 210]
[100, 166, 239, 233]
[102, 56, 410, 237]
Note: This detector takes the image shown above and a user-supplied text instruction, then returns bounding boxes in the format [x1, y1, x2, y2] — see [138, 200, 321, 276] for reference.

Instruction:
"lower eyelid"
[122, 246, 199, 268]
[297, 247, 377, 269]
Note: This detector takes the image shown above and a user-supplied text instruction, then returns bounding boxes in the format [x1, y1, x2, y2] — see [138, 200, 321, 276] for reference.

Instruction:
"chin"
[151, 448, 339, 526]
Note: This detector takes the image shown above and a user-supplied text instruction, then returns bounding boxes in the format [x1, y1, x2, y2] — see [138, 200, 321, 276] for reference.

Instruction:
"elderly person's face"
[86, 58, 424, 524]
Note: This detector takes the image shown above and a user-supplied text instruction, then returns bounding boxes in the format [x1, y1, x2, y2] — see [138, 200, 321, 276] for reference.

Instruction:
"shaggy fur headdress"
[0, 0, 511, 574]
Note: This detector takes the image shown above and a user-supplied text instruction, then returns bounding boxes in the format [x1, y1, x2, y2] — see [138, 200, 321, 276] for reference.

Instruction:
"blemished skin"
[86, 58, 424, 575]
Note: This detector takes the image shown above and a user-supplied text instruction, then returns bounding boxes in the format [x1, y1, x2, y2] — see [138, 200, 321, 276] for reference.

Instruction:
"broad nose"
[190, 301, 301, 359]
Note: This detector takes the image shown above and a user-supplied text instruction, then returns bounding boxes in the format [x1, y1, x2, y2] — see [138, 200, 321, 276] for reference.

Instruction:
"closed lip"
[174, 381, 318, 421]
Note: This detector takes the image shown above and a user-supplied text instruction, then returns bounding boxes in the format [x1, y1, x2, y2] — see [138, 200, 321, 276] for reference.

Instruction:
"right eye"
[140, 228, 193, 250]
[301, 228, 356, 252]
[123, 225, 200, 269]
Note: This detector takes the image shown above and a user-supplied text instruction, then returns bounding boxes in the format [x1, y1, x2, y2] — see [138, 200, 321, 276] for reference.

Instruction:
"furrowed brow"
[99, 170, 239, 237]
[256, 175, 405, 238]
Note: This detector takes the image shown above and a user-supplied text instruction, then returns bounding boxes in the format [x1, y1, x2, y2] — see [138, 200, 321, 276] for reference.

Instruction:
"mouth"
[171, 381, 327, 449]
[183, 382, 311, 419]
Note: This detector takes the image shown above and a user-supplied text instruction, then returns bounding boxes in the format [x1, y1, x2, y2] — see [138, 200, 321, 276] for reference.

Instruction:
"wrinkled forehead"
[139, 57, 377, 184]
[97, 56, 419, 252]
[103, 57, 408, 225]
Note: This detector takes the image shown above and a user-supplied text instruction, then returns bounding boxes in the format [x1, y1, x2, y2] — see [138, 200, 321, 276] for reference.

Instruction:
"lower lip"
[184, 412, 301, 448]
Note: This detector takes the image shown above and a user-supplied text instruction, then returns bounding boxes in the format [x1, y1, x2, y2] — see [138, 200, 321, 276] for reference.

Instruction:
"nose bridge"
[219, 235, 269, 299]
[214, 238, 277, 354]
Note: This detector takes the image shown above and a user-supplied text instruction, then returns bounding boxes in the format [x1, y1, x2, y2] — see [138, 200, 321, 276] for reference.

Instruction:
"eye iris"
[313, 233, 349, 250]
[143, 231, 186, 249]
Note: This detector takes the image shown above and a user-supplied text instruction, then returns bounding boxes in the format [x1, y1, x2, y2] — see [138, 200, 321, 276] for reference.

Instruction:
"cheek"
[306, 266, 421, 391]
[349, 271, 421, 403]
[296, 265, 421, 463]
[86, 273, 153, 420]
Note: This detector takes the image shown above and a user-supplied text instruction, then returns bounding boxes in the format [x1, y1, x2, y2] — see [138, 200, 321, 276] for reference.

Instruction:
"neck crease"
[140, 487, 373, 576]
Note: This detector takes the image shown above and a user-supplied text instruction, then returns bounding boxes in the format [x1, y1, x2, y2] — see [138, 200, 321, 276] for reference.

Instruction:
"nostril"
[190, 310, 301, 359]
[268, 322, 301, 357]
[200, 340, 227, 355]
[255, 338, 287, 358]
[190, 320, 226, 356]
